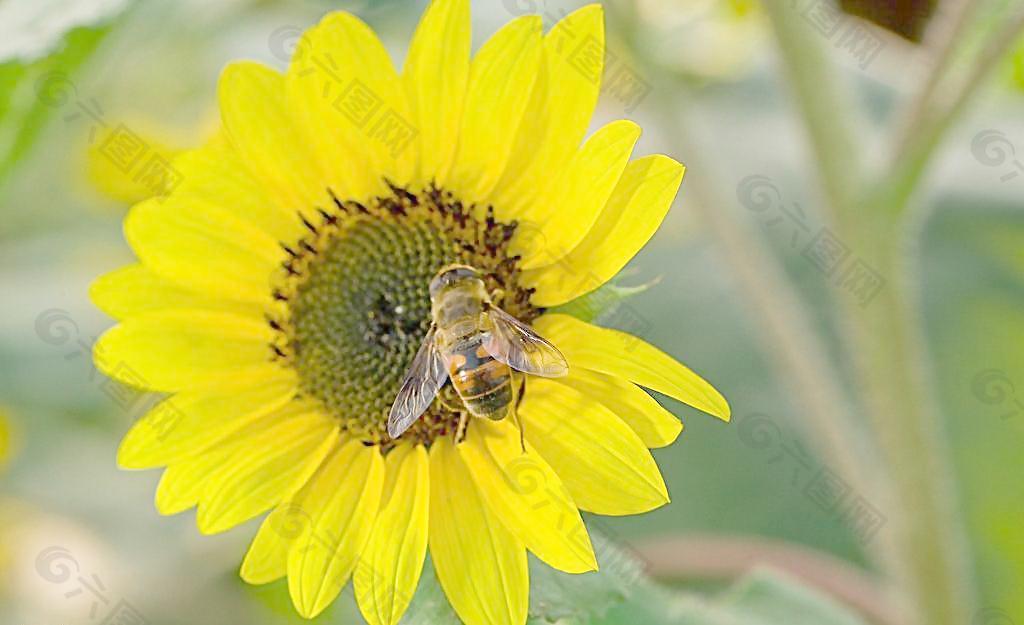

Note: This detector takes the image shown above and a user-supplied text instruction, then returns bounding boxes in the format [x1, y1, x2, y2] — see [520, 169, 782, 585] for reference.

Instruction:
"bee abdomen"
[448, 343, 513, 420]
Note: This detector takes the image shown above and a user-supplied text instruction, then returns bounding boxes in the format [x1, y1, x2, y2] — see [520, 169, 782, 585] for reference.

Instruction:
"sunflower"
[91, 2, 729, 623]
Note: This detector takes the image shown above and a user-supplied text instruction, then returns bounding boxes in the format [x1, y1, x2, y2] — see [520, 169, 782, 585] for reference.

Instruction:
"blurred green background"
[0, 0, 1022, 624]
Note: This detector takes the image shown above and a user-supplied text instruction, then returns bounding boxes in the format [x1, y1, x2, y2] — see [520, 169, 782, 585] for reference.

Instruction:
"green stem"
[655, 100, 894, 569]
[623, 0, 898, 607]
[613, 6, 887, 516]
[889, 0, 982, 157]
[836, 209, 976, 625]
[884, 5, 1024, 213]
[758, 2, 997, 624]
[844, 11, 1024, 623]
[759, 0, 864, 217]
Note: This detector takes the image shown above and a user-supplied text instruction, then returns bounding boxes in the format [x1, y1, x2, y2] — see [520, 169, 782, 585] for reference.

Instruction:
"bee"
[387, 264, 569, 446]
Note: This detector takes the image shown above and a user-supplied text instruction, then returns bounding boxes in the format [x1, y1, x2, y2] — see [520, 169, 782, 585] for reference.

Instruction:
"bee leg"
[438, 391, 462, 413]
[489, 288, 505, 303]
[511, 376, 526, 454]
[512, 407, 525, 454]
[454, 411, 468, 445]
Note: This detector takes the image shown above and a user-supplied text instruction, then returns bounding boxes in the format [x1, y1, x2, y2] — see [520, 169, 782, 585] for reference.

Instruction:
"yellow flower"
[90, 2, 729, 624]
[0, 409, 13, 470]
[85, 120, 186, 205]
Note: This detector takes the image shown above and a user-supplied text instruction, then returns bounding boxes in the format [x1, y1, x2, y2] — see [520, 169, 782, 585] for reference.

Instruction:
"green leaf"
[0, 0, 130, 63]
[921, 196, 1024, 620]
[527, 521, 648, 622]
[400, 557, 461, 624]
[0, 0, 133, 190]
[711, 568, 868, 625]
[593, 568, 871, 625]
[397, 523, 648, 625]
[407, 526, 872, 625]
[552, 276, 660, 324]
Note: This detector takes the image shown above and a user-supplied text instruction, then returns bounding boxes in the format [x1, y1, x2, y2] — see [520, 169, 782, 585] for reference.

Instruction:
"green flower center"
[269, 184, 537, 446]
[291, 218, 454, 428]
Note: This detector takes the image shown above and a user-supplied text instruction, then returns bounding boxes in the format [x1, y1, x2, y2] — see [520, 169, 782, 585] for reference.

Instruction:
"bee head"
[429, 264, 482, 299]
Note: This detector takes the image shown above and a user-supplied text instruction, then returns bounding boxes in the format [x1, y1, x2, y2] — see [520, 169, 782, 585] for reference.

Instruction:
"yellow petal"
[287, 438, 385, 619]
[171, 133, 306, 243]
[197, 412, 338, 534]
[402, 0, 470, 185]
[219, 61, 328, 212]
[522, 156, 685, 306]
[241, 504, 299, 581]
[117, 367, 298, 469]
[284, 26, 365, 200]
[124, 196, 280, 305]
[86, 121, 184, 204]
[90, 264, 267, 321]
[429, 437, 528, 625]
[520, 379, 669, 515]
[95, 310, 276, 392]
[241, 502, 313, 585]
[155, 451, 226, 515]
[534, 313, 730, 421]
[287, 12, 415, 200]
[354, 444, 429, 625]
[515, 120, 640, 269]
[492, 5, 605, 220]
[554, 368, 682, 448]
[461, 419, 596, 574]
[154, 405, 325, 516]
[444, 16, 543, 202]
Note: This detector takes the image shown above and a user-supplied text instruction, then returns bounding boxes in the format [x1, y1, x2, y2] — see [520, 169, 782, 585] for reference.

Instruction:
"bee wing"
[483, 306, 569, 378]
[387, 325, 449, 439]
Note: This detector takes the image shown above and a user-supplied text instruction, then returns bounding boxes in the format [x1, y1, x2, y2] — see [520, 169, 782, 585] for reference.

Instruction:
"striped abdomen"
[446, 338, 513, 420]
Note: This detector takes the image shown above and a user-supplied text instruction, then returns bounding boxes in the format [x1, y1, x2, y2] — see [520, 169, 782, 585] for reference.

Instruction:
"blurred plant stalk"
[757, 1, 1024, 625]
[622, 0, 1024, 623]
[752, 4, 973, 624]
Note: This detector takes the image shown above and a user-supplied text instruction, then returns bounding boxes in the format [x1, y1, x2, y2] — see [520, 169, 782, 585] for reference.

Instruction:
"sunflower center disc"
[290, 218, 457, 430]
[273, 185, 538, 446]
